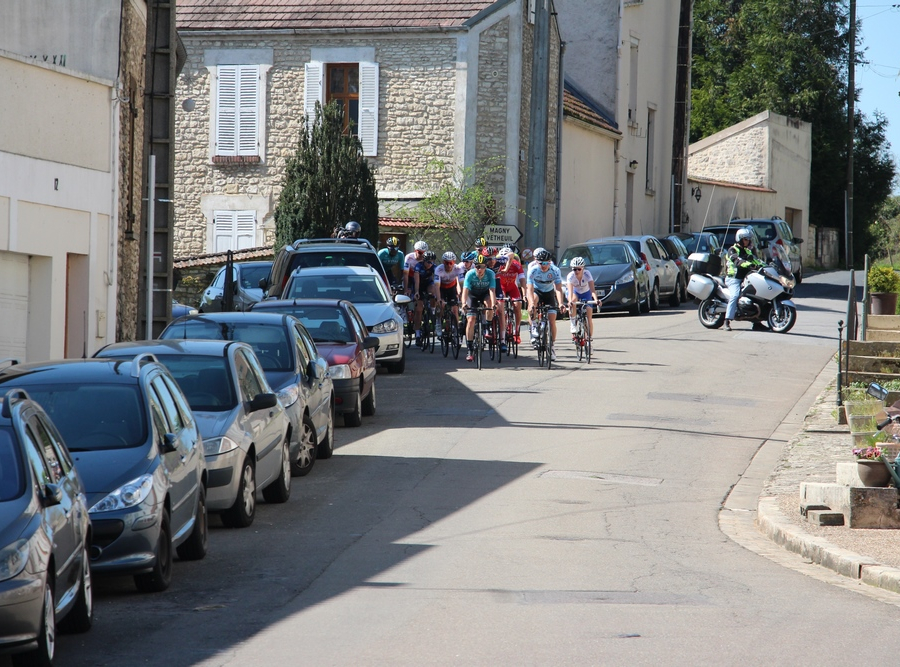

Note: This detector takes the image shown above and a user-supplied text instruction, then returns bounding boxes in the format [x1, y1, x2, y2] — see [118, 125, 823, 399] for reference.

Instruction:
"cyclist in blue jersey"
[526, 248, 565, 361]
[377, 236, 405, 289]
[413, 251, 438, 344]
[461, 254, 498, 362]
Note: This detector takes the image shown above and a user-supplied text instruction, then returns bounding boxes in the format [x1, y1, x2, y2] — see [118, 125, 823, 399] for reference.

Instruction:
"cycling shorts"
[440, 286, 459, 305]
[534, 289, 559, 314]
[502, 284, 522, 301]
[465, 292, 490, 317]
[574, 290, 593, 302]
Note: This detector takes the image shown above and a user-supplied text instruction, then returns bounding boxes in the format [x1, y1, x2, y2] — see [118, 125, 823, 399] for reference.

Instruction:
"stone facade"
[689, 126, 768, 188]
[476, 18, 510, 197]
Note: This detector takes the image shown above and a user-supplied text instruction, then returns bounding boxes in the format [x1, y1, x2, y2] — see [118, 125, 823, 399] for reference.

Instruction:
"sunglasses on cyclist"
[540, 261, 550, 266]
[475, 264, 487, 270]
[573, 267, 584, 271]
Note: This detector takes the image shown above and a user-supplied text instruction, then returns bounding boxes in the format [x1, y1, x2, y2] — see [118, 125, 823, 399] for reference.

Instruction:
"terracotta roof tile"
[177, 0, 497, 31]
[563, 83, 619, 135]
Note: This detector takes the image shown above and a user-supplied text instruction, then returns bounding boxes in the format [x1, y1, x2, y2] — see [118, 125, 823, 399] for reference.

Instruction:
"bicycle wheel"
[419, 308, 431, 351]
[585, 336, 592, 364]
[542, 321, 551, 370]
[494, 317, 503, 363]
[475, 317, 483, 370]
[576, 329, 584, 362]
[536, 320, 546, 367]
[440, 313, 450, 357]
[451, 314, 461, 360]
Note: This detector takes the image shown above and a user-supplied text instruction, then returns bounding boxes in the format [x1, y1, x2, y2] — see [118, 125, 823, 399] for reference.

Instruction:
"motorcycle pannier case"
[687, 252, 722, 276]
[687, 273, 715, 300]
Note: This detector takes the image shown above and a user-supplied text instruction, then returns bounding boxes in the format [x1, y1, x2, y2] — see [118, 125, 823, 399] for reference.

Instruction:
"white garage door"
[0, 252, 29, 361]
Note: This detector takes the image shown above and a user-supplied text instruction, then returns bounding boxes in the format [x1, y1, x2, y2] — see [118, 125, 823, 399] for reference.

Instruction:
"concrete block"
[800, 482, 900, 528]
[806, 510, 845, 526]
[800, 503, 829, 517]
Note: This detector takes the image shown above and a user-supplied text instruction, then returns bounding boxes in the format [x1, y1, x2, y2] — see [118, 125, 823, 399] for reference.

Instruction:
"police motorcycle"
[686, 243, 797, 333]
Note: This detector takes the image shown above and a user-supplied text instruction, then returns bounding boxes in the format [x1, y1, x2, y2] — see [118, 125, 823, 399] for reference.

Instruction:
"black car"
[701, 225, 765, 263]
[199, 261, 272, 312]
[0, 357, 209, 594]
[261, 238, 390, 299]
[558, 241, 650, 315]
[0, 389, 93, 665]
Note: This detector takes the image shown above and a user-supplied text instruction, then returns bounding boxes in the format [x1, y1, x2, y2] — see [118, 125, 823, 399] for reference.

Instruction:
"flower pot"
[849, 414, 878, 433]
[870, 292, 898, 315]
[857, 459, 892, 487]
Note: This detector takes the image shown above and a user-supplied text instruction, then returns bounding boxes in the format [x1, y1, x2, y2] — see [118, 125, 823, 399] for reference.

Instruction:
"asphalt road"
[45, 269, 900, 666]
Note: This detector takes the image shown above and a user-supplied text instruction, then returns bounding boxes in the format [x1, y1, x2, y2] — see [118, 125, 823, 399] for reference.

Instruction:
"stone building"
[173, 0, 562, 258]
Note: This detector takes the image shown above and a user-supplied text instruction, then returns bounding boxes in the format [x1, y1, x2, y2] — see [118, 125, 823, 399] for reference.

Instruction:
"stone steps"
[866, 315, 900, 342]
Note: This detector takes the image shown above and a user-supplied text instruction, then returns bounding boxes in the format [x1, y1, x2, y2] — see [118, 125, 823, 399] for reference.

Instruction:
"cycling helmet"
[475, 237, 488, 248]
[474, 254, 489, 266]
[494, 255, 509, 265]
[521, 248, 534, 261]
[386, 236, 400, 248]
[736, 228, 753, 243]
[461, 251, 477, 262]
[571, 257, 586, 268]
[498, 247, 513, 257]
[535, 248, 552, 262]
[442, 251, 457, 262]
[423, 251, 436, 262]
[414, 240, 429, 251]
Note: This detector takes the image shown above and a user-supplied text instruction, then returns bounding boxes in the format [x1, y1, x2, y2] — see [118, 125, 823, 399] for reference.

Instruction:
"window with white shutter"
[213, 211, 257, 252]
[358, 62, 379, 157]
[305, 59, 378, 157]
[215, 65, 261, 161]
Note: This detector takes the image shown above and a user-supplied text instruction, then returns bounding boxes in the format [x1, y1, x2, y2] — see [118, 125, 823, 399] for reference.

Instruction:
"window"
[645, 108, 655, 192]
[234, 351, 264, 402]
[292, 325, 313, 374]
[305, 59, 379, 156]
[628, 41, 639, 125]
[213, 210, 256, 252]
[151, 376, 183, 433]
[214, 65, 261, 161]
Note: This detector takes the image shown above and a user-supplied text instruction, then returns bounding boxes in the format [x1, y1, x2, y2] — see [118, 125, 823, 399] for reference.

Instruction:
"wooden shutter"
[235, 211, 256, 249]
[216, 66, 238, 155]
[238, 67, 260, 155]
[358, 62, 379, 157]
[304, 61, 324, 124]
[213, 211, 235, 252]
[214, 211, 257, 251]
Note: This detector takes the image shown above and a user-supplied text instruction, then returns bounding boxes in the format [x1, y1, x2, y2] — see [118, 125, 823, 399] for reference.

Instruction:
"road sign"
[483, 224, 522, 246]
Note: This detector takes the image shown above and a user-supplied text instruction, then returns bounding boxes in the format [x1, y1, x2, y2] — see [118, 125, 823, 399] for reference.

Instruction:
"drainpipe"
[553, 39, 566, 259]
[612, 0, 625, 236]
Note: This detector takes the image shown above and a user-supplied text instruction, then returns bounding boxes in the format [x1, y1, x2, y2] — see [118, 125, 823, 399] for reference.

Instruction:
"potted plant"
[868, 265, 900, 315]
[853, 445, 892, 487]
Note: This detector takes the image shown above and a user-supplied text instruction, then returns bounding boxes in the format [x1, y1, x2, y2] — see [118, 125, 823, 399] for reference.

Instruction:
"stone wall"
[115, 0, 146, 342]
[476, 18, 510, 198]
[689, 126, 768, 188]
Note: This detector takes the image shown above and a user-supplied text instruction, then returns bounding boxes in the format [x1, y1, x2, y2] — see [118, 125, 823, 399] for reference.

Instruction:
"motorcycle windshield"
[770, 244, 792, 276]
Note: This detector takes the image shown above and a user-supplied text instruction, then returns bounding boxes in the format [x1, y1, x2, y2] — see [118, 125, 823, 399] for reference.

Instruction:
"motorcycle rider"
[338, 221, 362, 239]
[725, 228, 765, 331]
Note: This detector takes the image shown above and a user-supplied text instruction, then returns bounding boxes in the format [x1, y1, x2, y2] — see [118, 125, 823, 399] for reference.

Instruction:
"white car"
[282, 265, 410, 374]
[599, 235, 681, 309]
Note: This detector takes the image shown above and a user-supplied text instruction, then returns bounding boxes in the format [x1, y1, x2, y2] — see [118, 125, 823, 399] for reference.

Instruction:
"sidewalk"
[723, 359, 900, 594]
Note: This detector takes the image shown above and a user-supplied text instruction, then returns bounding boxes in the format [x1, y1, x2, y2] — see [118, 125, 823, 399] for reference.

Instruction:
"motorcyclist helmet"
[414, 240, 429, 252]
[385, 236, 400, 248]
[442, 251, 457, 263]
[570, 257, 586, 268]
[344, 221, 361, 236]
[736, 228, 754, 244]
[535, 249, 551, 262]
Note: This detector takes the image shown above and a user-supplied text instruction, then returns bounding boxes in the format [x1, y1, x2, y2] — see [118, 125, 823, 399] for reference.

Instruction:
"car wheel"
[222, 459, 256, 528]
[58, 544, 92, 634]
[291, 415, 318, 476]
[639, 283, 651, 313]
[317, 400, 335, 459]
[344, 390, 363, 427]
[134, 509, 173, 592]
[263, 438, 292, 503]
[649, 282, 660, 310]
[176, 485, 208, 560]
[361, 382, 376, 417]
[386, 352, 406, 374]
[668, 278, 682, 307]
[680, 275, 689, 302]
[14, 579, 55, 667]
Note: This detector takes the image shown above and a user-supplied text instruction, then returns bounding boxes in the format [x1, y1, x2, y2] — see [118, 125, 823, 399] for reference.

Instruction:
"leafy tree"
[274, 101, 378, 248]
[691, 0, 896, 266]
[869, 194, 900, 267]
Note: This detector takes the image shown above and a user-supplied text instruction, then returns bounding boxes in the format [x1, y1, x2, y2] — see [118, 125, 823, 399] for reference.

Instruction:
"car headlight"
[204, 436, 240, 456]
[90, 474, 154, 514]
[615, 274, 635, 286]
[328, 364, 352, 379]
[371, 319, 398, 334]
[0, 539, 29, 581]
[276, 384, 299, 408]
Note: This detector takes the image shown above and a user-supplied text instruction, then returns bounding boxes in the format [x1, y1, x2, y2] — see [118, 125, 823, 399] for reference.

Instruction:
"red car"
[251, 299, 378, 427]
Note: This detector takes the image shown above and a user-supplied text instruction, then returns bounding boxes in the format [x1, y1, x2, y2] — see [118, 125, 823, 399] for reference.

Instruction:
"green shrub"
[868, 266, 900, 293]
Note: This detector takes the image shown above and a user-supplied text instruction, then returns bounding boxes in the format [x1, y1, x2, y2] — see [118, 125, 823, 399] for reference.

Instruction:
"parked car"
[160, 312, 334, 474]
[199, 261, 273, 312]
[669, 231, 724, 275]
[600, 235, 681, 309]
[729, 217, 803, 281]
[261, 238, 390, 299]
[0, 356, 208, 594]
[0, 389, 93, 666]
[251, 299, 379, 426]
[701, 225, 766, 264]
[95, 340, 292, 527]
[282, 265, 409, 374]
[659, 235, 692, 303]
[558, 241, 650, 315]
[172, 299, 199, 318]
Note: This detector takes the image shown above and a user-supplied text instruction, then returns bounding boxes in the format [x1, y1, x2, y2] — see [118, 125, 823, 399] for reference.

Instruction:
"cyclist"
[496, 247, 525, 343]
[403, 240, 429, 293]
[378, 236, 405, 290]
[475, 237, 488, 252]
[526, 248, 565, 361]
[434, 251, 464, 333]
[413, 251, 438, 344]
[460, 251, 477, 275]
[566, 256, 600, 341]
[338, 220, 362, 239]
[461, 254, 498, 362]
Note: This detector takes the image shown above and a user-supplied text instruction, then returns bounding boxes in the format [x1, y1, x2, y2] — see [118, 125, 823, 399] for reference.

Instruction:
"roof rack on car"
[130, 352, 159, 377]
[292, 238, 375, 250]
[0, 358, 19, 371]
[2, 388, 31, 419]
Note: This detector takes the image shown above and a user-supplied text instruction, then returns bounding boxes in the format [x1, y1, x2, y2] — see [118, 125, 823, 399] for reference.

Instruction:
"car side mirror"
[250, 393, 278, 412]
[161, 432, 178, 454]
[258, 277, 269, 289]
[307, 361, 321, 380]
[394, 294, 412, 306]
[42, 483, 63, 507]
[232, 280, 240, 294]
[867, 382, 889, 402]
[758, 240, 769, 249]
[363, 335, 380, 350]
[793, 237, 803, 245]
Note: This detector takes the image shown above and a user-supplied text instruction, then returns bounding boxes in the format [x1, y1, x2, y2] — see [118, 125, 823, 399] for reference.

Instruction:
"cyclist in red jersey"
[496, 248, 525, 343]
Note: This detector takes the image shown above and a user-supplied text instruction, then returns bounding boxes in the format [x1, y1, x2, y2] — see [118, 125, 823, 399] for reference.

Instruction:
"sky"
[856, 2, 900, 193]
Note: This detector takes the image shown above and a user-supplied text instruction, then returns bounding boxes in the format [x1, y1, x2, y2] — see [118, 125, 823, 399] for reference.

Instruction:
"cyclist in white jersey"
[403, 240, 429, 293]
[566, 256, 600, 340]
[526, 249, 565, 361]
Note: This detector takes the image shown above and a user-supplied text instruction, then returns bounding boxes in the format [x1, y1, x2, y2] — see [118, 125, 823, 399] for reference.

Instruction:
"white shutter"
[214, 211, 236, 252]
[238, 66, 260, 155]
[216, 66, 238, 155]
[358, 61, 379, 157]
[304, 61, 324, 124]
[236, 211, 256, 249]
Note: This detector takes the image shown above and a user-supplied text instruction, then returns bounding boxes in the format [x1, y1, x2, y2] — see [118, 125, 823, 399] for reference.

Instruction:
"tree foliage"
[691, 0, 896, 266]
[868, 194, 900, 267]
[274, 101, 379, 248]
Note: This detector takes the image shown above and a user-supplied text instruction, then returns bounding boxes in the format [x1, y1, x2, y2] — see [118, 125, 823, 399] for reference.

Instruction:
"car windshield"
[151, 355, 237, 412]
[285, 274, 388, 304]
[252, 306, 352, 344]
[161, 322, 294, 372]
[559, 246, 590, 268]
[594, 245, 629, 265]
[682, 235, 709, 254]
[237, 264, 271, 290]
[10, 384, 148, 451]
[0, 428, 25, 501]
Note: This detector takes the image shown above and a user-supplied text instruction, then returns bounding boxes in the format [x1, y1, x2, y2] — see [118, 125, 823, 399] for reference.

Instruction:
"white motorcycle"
[686, 243, 797, 333]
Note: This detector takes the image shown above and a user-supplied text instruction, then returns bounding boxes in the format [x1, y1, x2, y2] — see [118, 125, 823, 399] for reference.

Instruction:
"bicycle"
[487, 306, 502, 363]
[572, 300, 596, 363]
[418, 296, 436, 353]
[532, 303, 553, 370]
[395, 286, 416, 349]
[500, 297, 522, 360]
[439, 304, 462, 359]
[470, 304, 492, 370]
